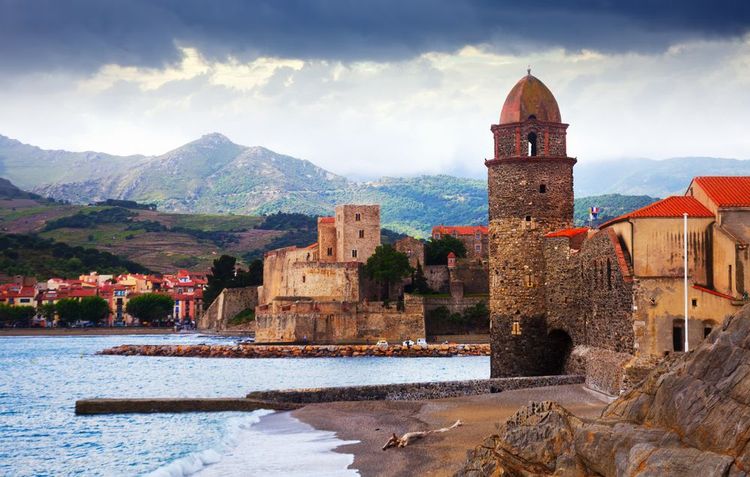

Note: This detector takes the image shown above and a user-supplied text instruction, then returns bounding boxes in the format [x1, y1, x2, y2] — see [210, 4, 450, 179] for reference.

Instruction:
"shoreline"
[293, 384, 611, 477]
[0, 328, 182, 336]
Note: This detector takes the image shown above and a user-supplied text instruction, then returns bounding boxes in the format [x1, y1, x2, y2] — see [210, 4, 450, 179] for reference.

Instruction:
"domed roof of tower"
[499, 73, 561, 124]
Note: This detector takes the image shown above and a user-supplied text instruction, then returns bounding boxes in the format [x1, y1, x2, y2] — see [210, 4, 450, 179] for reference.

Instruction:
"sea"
[0, 334, 489, 476]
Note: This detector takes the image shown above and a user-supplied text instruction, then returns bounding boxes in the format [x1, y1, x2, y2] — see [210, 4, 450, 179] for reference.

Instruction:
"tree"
[425, 235, 467, 265]
[411, 262, 432, 294]
[364, 244, 413, 300]
[126, 293, 174, 324]
[38, 302, 56, 323]
[0, 304, 35, 327]
[203, 255, 237, 309]
[203, 255, 264, 309]
[55, 298, 82, 326]
[79, 296, 110, 325]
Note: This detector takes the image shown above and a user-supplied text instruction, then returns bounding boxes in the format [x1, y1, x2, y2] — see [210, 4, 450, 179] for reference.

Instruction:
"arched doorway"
[546, 329, 573, 375]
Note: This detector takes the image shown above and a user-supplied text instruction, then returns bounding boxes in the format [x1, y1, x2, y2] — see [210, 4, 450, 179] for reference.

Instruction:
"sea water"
[0, 334, 489, 476]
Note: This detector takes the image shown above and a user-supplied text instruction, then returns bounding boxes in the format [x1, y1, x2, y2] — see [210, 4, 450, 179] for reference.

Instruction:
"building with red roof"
[431, 225, 489, 260]
[541, 175, 750, 359]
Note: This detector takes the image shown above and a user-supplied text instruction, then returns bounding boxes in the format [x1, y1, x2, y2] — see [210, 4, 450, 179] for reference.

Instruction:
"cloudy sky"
[1, 0, 749, 179]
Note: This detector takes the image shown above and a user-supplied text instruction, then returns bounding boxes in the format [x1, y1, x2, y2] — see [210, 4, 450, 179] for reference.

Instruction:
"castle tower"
[487, 72, 576, 377]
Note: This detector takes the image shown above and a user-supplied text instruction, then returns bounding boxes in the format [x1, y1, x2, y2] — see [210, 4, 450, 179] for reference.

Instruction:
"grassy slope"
[0, 199, 275, 272]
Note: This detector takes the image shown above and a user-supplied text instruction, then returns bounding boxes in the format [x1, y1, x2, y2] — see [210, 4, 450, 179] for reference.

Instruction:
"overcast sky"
[1, 0, 749, 179]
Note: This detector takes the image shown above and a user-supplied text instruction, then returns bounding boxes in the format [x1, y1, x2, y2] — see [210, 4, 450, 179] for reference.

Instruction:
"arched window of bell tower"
[527, 132, 538, 156]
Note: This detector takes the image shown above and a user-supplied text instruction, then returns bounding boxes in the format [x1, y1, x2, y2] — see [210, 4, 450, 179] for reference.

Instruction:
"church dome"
[499, 73, 561, 124]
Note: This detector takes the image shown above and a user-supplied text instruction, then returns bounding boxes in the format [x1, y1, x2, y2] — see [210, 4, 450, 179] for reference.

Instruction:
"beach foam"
[145, 410, 359, 477]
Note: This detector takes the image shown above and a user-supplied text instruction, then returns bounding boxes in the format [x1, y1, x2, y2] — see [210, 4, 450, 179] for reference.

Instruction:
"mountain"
[0, 177, 41, 200]
[574, 157, 750, 197]
[1, 133, 747, 235]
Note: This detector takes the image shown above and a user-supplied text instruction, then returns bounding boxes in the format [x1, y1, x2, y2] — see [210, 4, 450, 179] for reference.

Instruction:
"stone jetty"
[98, 343, 490, 359]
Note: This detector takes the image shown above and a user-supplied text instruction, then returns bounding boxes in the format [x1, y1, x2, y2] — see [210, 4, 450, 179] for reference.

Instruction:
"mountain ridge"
[2, 133, 748, 235]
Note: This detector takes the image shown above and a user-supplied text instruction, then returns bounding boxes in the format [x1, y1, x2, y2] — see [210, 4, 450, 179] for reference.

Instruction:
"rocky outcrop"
[457, 304, 750, 477]
[99, 343, 490, 359]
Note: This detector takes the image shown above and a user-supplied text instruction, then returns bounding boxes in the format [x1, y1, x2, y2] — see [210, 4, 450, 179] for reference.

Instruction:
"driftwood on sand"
[382, 420, 463, 450]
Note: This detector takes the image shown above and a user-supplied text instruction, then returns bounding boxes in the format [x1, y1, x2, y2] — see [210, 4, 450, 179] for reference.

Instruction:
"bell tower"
[487, 72, 576, 377]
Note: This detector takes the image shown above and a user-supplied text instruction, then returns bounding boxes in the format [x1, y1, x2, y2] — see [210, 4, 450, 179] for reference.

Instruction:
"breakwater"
[98, 343, 491, 358]
[247, 375, 585, 402]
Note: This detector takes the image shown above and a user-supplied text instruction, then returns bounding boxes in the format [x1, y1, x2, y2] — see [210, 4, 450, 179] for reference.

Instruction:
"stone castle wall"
[259, 246, 363, 304]
[255, 294, 425, 344]
[198, 286, 258, 331]
[335, 204, 380, 263]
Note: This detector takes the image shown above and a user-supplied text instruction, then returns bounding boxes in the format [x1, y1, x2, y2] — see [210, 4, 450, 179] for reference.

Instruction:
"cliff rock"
[457, 304, 750, 477]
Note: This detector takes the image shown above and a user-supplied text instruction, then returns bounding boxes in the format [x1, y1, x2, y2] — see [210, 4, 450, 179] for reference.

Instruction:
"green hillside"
[0, 234, 149, 279]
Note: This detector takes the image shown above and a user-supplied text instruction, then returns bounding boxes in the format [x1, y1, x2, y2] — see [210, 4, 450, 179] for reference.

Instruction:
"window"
[475, 244, 481, 252]
[351, 249, 358, 258]
[692, 299, 698, 307]
[525, 215, 532, 222]
[358, 229, 365, 238]
[704, 325, 713, 338]
[302, 275, 306, 283]
[355, 213, 361, 221]
[523, 273, 534, 288]
[511, 320, 522, 336]
[539, 184, 547, 193]
[527, 132, 538, 156]
[434, 233, 441, 240]
[20, 298, 30, 303]
[327, 247, 333, 256]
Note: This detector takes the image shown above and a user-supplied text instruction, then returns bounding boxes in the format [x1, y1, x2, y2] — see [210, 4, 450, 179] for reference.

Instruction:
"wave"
[143, 410, 272, 477]
[143, 410, 359, 477]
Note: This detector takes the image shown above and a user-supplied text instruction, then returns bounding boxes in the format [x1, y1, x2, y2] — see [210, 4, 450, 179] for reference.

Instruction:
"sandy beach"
[294, 384, 612, 477]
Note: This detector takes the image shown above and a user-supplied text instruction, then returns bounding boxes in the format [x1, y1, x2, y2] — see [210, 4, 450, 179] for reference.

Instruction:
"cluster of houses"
[0, 270, 207, 327]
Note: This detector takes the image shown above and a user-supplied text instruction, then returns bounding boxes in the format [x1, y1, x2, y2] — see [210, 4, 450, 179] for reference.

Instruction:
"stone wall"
[246, 374, 584, 403]
[335, 204, 380, 263]
[255, 294, 426, 344]
[394, 236, 425, 270]
[453, 260, 489, 294]
[259, 246, 363, 305]
[487, 156, 575, 378]
[198, 286, 258, 331]
[425, 265, 450, 293]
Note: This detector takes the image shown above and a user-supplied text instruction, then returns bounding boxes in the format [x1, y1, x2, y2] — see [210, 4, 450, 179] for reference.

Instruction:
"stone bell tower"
[487, 71, 576, 377]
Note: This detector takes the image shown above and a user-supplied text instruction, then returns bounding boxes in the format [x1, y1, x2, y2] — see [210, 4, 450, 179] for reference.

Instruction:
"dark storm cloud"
[1, 0, 749, 73]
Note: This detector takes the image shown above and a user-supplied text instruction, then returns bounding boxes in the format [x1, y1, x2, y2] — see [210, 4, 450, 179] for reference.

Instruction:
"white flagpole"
[684, 212, 689, 352]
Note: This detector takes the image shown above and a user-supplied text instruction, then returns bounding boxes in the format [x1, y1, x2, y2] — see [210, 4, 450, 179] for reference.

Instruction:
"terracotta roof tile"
[693, 176, 750, 207]
[318, 217, 335, 224]
[600, 196, 713, 228]
[693, 284, 735, 301]
[545, 227, 589, 238]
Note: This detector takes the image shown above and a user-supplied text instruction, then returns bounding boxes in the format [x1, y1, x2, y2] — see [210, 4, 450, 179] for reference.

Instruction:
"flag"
[589, 206, 600, 221]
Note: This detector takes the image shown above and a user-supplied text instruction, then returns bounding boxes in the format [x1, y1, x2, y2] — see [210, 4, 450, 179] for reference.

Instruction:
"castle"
[255, 204, 426, 343]
[488, 72, 750, 390]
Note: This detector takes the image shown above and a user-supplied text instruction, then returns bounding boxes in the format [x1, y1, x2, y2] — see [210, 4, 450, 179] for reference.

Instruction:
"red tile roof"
[693, 284, 735, 301]
[432, 225, 489, 236]
[319, 217, 335, 224]
[692, 176, 750, 207]
[601, 196, 714, 228]
[545, 227, 589, 238]
[305, 242, 319, 250]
